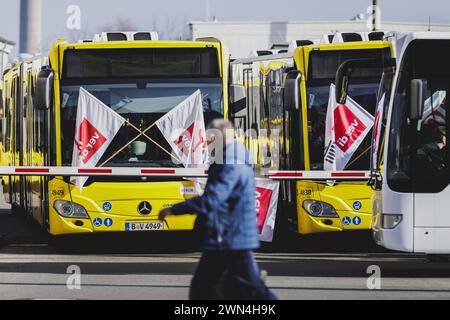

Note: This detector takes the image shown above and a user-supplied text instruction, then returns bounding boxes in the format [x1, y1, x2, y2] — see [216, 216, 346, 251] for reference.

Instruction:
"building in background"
[190, 20, 450, 57]
[0, 36, 14, 75]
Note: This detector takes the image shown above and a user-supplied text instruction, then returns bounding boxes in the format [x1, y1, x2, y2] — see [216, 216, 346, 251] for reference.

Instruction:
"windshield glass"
[387, 39, 450, 193]
[307, 80, 380, 170]
[60, 80, 223, 166]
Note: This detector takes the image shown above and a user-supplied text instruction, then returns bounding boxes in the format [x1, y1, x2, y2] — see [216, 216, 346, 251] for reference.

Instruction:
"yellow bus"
[230, 34, 392, 237]
[1, 32, 230, 236]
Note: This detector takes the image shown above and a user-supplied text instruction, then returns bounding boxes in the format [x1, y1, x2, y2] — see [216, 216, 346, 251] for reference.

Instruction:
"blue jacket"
[171, 141, 259, 251]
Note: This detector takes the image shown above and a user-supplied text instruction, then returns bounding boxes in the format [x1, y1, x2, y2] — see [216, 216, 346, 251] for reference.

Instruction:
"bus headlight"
[54, 200, 89, 219]
[381, 214, 402, 229]
[302, 200, 338, 218]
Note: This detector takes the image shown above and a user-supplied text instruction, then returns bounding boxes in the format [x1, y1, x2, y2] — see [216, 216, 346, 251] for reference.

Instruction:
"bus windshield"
[387, 39, 450, 193]
[60, 80, 223, 167]
[307, 80, 380, 170]
[60, 47, 223, 167]
[306, 47, 388, 170]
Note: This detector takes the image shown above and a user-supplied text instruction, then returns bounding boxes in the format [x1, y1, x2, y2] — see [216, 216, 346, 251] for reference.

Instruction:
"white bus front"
[373, 33, 450, 253]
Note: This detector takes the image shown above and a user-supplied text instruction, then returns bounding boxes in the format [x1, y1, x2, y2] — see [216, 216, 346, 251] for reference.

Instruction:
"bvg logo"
[75, 118, 107, 164]
[334, 104, 366, 152]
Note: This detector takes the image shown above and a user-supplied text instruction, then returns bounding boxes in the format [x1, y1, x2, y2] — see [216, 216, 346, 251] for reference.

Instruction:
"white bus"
[335, 32, 450, 254]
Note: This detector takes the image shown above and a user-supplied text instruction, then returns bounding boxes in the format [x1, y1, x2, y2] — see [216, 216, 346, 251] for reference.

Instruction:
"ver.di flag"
[155, 90, 208, 168]
[256, 179, 280, 242]
[324, 84, 375, 171]
[371, 94, 385, 168]
[71, 87, 126, 189]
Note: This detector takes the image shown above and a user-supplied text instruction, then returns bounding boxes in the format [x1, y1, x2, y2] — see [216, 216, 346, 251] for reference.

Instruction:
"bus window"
[306, 81, 379, 170]
[387, 39, 450, 193]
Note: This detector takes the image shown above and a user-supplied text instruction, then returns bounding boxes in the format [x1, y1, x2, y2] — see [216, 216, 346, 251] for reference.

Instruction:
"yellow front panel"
[48, 178, 198, 235]
[296, 181, 372, 234]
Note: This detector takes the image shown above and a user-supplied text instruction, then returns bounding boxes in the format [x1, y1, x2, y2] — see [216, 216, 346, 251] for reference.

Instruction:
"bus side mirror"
[335, 63, 350, 104]
[229, 84, 247, 117]
[34, 67, 54, 110]
[410, 79, 427, 121]
[284, 70, 301, 110]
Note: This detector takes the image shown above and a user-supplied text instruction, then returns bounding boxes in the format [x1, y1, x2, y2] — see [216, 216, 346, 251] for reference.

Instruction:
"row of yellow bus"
[0, 31, 392, 238]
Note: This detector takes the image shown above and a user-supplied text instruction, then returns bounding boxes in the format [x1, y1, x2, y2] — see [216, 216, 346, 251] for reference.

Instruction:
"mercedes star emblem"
[138, 201, 152, 215]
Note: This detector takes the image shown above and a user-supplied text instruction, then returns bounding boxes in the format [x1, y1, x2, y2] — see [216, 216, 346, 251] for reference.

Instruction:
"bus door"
[273, 68, 303, 231]
[30, 76, 48, 227]
[2, 79, 13, 203]
[232, 64, 252, 142]
[20, 65, 33, 214]
[12, 75, 22, 207]
[24, 66, 35, 215]
[413, 85, 450, 250]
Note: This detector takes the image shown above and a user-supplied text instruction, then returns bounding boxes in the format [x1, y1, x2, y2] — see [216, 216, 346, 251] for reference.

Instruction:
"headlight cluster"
[302, 200, 338, 218]
[53, 200, 89, 219]
[381, 214, 402, 229]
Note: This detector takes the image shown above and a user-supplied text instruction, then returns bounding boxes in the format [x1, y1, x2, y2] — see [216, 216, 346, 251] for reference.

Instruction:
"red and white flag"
[371, 94, 386, 168]
[256, 179, 280, 242]
[423, 91, 447, 125]
[72, 87, 126, 189]
[324, 84, 375, 171]
[155, 90, 208, 168]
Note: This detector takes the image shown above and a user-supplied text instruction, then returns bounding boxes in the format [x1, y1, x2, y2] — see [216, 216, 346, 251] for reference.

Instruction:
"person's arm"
[169, 165, 240, 217]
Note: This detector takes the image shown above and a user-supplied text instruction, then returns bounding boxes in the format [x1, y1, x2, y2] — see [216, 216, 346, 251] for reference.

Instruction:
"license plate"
[125, 222, 164, 232]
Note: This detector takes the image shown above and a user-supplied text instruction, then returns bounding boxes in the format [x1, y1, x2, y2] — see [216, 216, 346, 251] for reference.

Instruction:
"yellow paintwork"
[296, 181, 372, 234]
[292, 41, 391, 234]
[48, 178, 197, 234]
[2, 38, 229, 235]
[231, 40, 392, 235]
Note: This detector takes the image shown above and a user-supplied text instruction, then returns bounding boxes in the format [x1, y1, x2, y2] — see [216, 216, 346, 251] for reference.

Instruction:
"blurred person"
[159, 119, 277, 300]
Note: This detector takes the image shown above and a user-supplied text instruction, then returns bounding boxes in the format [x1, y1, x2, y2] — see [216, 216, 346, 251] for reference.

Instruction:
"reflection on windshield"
[307, 82, 379, 170]
[60, 81, 223, 166]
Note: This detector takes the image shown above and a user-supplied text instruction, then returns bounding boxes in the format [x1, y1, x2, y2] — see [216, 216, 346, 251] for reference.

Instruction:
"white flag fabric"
[256, 179, 280, 242]
[324, 84, 375, 171]
[71, 87, 126, 189]
[371, 94, 386, 168]
[155, 90, 208, 168]
[423, 91, 447, 125]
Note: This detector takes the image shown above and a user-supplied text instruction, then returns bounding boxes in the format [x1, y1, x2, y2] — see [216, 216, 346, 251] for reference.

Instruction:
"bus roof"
[55, 40, 223, 51]
[231, 40, 391, 65]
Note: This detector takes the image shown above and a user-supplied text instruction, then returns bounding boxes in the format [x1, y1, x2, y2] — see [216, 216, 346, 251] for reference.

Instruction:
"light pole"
[372, 0, 381, 31]
[19, 0, 42, 54]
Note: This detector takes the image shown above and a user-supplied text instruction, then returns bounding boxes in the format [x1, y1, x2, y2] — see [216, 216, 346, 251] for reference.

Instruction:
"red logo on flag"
[173, 122, 195, 156]
[256, 187, 273, 233]
[334, 104, 367, 152]
[75, 118, 107, 164]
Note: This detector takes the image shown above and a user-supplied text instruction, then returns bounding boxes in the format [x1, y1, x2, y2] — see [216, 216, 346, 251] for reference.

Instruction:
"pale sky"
[1, 0, 450, 54]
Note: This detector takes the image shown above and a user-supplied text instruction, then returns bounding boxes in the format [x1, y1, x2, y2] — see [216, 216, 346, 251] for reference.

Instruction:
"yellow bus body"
[2, 39, 229, 235]
[231, 40, 392, 235]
